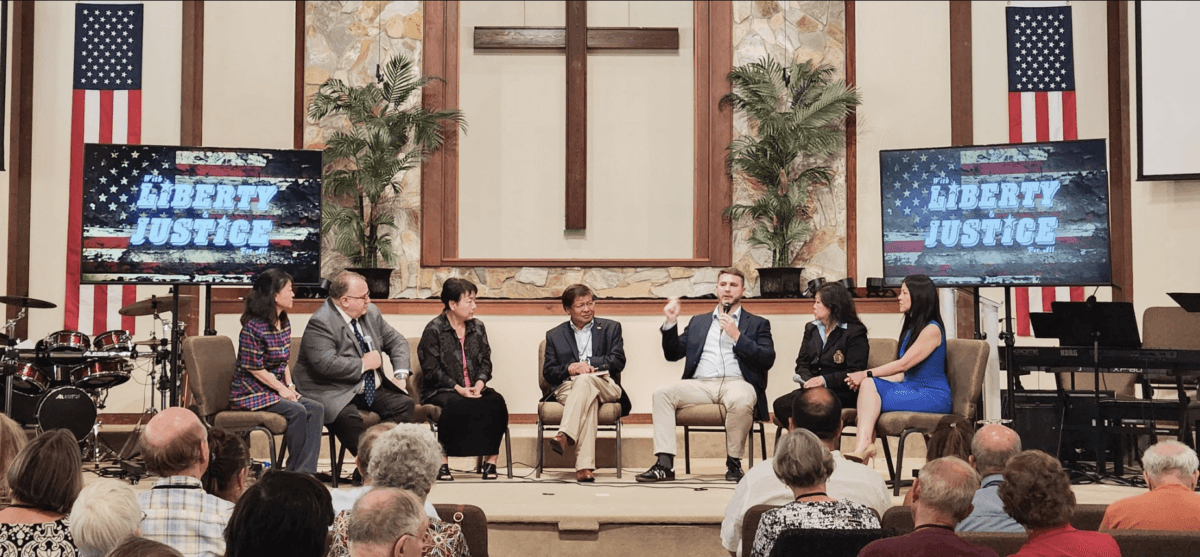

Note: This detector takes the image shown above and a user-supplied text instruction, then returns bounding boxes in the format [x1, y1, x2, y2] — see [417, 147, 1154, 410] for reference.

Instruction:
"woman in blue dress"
[844, 274, 951, 462]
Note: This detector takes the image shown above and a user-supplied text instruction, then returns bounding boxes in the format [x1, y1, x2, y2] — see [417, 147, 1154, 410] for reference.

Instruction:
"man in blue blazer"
[542, 284, 630, 483]
[637, 268, 776, 483]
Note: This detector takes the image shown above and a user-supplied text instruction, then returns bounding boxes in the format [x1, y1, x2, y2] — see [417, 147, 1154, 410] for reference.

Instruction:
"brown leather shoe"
[550, 432, 568, 455]
[576, 469, 595, 483]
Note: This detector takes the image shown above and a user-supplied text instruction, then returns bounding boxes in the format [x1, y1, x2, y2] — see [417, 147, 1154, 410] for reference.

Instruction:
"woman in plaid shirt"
[230, 269, 325, 473]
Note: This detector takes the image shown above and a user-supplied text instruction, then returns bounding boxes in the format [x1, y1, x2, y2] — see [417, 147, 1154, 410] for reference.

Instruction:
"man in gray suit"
[293, 271, 415, 458]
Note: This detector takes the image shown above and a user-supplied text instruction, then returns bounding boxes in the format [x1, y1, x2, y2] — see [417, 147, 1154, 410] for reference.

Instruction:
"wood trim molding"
[209, 287, 900, 316]
[180, 2, 203, 147]
[949, 1, 973, 146]
[1106, 1, 1133, 304]
[294, 0, 305, 149]
[5, 1, 33, 339]
[420, 0, 733, 268]
[845, 0, 857, 283]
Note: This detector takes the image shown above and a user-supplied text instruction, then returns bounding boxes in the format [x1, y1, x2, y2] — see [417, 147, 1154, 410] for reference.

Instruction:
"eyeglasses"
[140, 511, 148, 524]
[344, 293, 370, 302]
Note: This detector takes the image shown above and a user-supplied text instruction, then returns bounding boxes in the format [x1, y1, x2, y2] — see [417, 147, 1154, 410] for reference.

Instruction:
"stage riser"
[488, 523, 720, 557]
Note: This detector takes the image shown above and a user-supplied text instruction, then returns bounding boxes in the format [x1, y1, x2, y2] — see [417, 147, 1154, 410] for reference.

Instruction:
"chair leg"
[878, 431, 897, 493]
[329, 432, 340, 488]
[505, 427, 513, 479]
[615, 419, 623, 479]
[683, 426, 691, 475]
[748, 423, 755, 467]
[759, 423, 767, 464]
[536, 419, 544, 479]
[893, 429, 916, 497]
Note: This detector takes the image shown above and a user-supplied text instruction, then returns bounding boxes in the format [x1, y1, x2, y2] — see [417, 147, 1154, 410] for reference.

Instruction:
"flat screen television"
[880, 139, 1111, 287]
[80, 143, 322, 284]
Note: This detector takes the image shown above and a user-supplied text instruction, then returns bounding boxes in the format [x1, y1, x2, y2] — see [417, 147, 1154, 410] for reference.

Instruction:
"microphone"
[722, 302, 732, 314]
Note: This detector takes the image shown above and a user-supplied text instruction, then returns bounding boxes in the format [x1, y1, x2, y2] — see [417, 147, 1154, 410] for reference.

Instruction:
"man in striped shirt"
[137, 408, 235, 557]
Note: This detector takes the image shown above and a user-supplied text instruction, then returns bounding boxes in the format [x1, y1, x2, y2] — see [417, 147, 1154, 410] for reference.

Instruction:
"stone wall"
[303, 1, 848, 299]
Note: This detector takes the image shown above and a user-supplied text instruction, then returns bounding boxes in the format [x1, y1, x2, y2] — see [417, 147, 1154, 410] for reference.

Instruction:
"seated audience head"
[440, 277, 478, 314]
[107, 537, 185, 557]
[6, 429, 82, 515]
[814, 282, 862, 326]
[139, 407, 209, 478]
[925, 416, 974, 462]
[561, 284, 595, 327]
[368, 423, 443, 501]
[1141, 439, 1199, 489]
[773, 428, 836, 491]
[998, 450, 1075, 530]
[0, 413, 28, 503]
[356, 422, 398, 484]
[201, 427, 250, 503]
[331, 271, 370, 319]
[970, 423, 1022, 476]
[787, 387, 842, 442]
[69, 478, 142, 557]
[913, 456, 980, 524]
[348, 488, 428, 557]
[224, 470, 335, 557]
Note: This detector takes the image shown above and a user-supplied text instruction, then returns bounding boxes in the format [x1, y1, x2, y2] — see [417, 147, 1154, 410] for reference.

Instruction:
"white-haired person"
[1101, 439, 1200, 530]
[70, 478, 144, 557]
[329, 423, 468, 557]
[749, 429, 880, 557]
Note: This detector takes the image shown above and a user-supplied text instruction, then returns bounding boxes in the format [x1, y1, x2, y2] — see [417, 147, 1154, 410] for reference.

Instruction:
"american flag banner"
[1006, 4, 1085, 336]
[66, 3, 144, 336]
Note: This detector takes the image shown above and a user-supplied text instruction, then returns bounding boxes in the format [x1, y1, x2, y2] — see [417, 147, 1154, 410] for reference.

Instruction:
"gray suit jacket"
[293, 298, 409, 424]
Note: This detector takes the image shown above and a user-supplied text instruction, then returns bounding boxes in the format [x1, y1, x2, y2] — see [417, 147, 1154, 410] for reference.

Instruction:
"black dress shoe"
[725, 459, 745, 482]
[635, 463, 675, 483]
[481, 463, 499, 480]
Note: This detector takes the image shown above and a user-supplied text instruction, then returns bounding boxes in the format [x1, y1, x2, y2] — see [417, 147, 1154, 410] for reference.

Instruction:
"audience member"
[749, 429, 880, 557]
[419, 277, 509, 481]
[1100, 439, 1200, 531]
[108, 537, 185, 557]
[200, 428, 250, 503]
[70, 478, 142, 557]
[903, 416, 974, 506]
[0, 413, 27, 505]
[330, 423, 467, 557]
[230, 268, 325, 473]
[957, 424, 1023, 533]
[541, 283, 629, 482]
[999, 450, 1119, 557]
[330, 422, 440, 519]
[347, 488, 428, 557]
[859, 457, 998, 557]
[721, 387, 889, 556]
[293, 270, 416, 466]
[640, 268, 776, 483]
[224, 470, 335, 557]
[138, 407, 235, 557]
[0, 429, 82, 555]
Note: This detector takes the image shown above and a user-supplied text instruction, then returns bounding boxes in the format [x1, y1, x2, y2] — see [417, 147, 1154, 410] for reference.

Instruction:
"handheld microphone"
[722, 302, 732, 314]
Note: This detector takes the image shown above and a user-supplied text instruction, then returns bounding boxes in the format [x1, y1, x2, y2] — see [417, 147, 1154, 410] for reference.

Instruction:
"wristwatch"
[865, 370, 874, 378]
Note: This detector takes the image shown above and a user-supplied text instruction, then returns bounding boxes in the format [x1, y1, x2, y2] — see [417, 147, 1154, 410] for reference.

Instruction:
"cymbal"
[0, 295, 56, 309]
[133, 338, 164, 346]
[118, 295, 196, 317]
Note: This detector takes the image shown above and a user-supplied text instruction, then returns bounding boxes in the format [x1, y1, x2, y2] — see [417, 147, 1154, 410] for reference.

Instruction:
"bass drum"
[37, 386, 97, 442]
[72, 359, 133, 389]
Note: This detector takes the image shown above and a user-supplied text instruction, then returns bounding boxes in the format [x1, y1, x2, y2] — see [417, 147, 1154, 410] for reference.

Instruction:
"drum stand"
[2, 308, 26, 420]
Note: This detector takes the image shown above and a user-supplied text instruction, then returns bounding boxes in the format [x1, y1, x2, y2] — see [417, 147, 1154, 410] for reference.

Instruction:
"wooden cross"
[474, 1, 679, 230]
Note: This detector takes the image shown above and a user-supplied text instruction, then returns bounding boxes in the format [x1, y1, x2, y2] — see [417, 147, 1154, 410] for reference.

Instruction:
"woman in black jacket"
[418, 277, 509, 481]
[772, 282, 869, 421]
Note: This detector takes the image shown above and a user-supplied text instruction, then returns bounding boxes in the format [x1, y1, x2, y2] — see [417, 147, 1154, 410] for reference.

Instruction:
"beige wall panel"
[203, 1, 295, 149]
[457, 1, 693, 259]
[855, 1, 951, 281]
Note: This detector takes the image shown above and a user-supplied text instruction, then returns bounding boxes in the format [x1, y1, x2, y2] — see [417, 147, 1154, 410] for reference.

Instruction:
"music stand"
[1168, 293, 1200, 313]
[1050, 301, 1142, 348]
[1029, 312, 1061, 339]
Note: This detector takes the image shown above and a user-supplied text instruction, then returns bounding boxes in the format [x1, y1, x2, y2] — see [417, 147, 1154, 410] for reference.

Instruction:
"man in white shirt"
[720, 387, 891, 556]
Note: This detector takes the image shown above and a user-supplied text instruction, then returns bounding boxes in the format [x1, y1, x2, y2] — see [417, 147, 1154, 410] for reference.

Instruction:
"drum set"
[0, 294, 193, 451]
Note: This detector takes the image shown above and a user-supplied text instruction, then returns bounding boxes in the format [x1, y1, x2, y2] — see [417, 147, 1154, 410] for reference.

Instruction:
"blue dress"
[873, 322, 952, 413]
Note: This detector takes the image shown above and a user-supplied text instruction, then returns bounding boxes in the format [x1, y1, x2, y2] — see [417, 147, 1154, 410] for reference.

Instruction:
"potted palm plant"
[722, 57, 860, 297]
[309, 54, 466, 298]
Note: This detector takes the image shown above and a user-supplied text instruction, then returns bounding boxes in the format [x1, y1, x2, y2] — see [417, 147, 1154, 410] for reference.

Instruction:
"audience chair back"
[874, 338, 989, 495]
[534, 339, 623, 478]
[767, 528, 892, 557]
[433, 504, 489, 557]
[182, 335, 286, 467]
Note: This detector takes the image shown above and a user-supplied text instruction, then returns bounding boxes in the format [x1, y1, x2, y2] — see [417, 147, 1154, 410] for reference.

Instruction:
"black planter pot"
[757, 267, 804, 299]
[347, 267, 393, 299]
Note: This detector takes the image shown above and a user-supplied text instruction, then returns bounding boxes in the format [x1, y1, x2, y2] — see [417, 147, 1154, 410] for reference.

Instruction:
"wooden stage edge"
[97, 413, 656, 426]
[209, 289, 901, 316]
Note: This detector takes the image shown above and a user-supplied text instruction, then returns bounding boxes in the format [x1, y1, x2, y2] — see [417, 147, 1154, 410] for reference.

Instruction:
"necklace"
[914, 524, 955, 532]
[794, 491, 828, 501]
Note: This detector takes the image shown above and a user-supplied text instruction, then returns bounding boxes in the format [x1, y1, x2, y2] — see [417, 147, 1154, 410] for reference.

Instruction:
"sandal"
[481, 462, 498, 480]
[437, 464, 454, 482]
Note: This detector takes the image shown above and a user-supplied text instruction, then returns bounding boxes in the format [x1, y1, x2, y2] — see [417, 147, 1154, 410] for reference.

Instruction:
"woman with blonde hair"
[0, 413, 28, 505]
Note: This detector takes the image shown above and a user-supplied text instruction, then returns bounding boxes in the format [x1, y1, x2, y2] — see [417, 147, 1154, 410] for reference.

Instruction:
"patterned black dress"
[0, 518, 78, 557]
